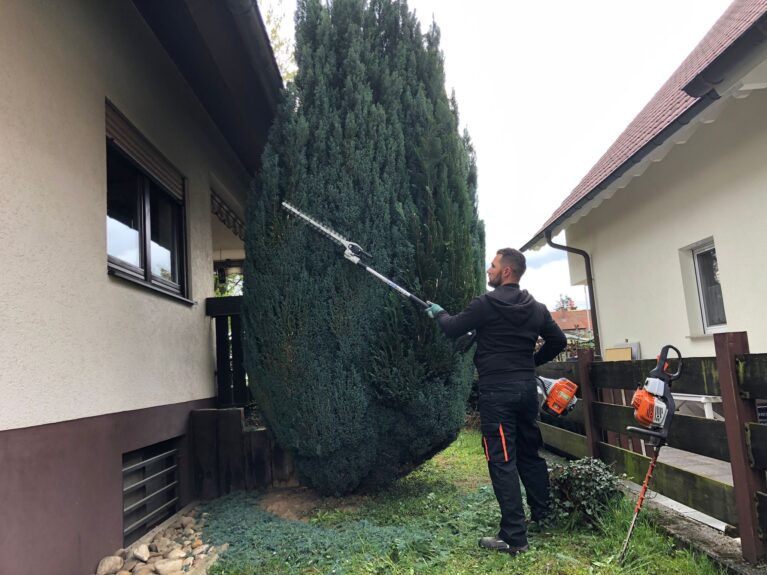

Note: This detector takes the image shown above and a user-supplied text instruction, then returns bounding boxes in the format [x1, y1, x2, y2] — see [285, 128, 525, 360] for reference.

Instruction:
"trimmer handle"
[626, 426, 668, 446]
[649, 344, 682, 383]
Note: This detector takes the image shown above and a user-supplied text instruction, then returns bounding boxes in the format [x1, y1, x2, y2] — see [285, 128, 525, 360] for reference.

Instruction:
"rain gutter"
[226, 0, 284, 114]
[545, 231, 601, 358]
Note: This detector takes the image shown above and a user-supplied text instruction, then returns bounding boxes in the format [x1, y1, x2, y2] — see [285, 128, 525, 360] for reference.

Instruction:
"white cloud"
[524, 246, 567, 270]
[520, 256, 589, 311]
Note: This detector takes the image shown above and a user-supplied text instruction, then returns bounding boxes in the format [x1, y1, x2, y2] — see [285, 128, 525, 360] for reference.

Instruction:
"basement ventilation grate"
[122, 437, 180, 546]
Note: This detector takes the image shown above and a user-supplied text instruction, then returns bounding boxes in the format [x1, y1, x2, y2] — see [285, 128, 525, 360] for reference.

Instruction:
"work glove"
[425, 302, 444, 319]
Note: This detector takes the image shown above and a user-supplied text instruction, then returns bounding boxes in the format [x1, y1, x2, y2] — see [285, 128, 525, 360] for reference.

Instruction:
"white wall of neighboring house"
[0, 1, 250, 431]
[564, 85, 767, 358]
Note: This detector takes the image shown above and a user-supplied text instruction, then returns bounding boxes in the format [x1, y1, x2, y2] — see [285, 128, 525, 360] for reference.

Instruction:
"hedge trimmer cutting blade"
[281, 201, 476, 351]
[281, 201, 372, 263]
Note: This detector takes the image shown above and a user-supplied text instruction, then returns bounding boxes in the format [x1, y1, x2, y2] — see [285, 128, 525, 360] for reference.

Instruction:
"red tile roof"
[551, 309, 591, 331]
[524, 0, 767, 250]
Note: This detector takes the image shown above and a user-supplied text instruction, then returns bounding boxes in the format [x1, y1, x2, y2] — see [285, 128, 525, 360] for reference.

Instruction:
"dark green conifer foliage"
[244, 0, 485, 495]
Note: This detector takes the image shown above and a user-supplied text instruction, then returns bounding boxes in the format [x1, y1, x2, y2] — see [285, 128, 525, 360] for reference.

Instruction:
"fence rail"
[538, 332, 767, 564]
[738, 353, 767, 399]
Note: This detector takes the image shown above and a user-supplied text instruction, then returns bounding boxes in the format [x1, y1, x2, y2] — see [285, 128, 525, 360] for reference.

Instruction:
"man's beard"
[487, 275, 500, 288]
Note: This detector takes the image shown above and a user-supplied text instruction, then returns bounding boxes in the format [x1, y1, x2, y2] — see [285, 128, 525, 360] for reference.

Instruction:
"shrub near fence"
[536, 332, 767, 564]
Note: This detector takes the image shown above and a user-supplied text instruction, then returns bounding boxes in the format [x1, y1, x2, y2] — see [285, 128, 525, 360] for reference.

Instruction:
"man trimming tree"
[426, 248, 567, 555]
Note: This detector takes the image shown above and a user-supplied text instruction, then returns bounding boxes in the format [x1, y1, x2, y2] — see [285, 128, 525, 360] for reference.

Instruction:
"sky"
[260, 0, 733, 310]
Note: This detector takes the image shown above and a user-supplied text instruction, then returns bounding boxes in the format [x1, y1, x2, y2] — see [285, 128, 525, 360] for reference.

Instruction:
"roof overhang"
[522, 93, 719, 252]
[133, 0, 283, 176]
[522, 10, 767, 253]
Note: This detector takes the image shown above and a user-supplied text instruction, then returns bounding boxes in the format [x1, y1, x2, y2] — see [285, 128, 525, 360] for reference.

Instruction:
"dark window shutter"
[106, 100, 184, 201]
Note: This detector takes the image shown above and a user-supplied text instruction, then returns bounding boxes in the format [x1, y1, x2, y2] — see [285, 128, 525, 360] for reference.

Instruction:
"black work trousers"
[478, 378, 549, 547]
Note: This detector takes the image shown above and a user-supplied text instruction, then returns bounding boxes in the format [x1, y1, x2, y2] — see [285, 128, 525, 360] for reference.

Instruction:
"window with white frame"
[692, 242, 727, 333]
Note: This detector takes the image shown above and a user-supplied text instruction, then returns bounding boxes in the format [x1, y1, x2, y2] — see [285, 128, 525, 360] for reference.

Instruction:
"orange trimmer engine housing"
[631, 388, 668, 428]
[539, 377, 579, 417]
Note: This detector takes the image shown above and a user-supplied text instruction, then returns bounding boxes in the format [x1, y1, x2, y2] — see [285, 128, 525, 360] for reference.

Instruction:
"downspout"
[545, 231, 601, 358]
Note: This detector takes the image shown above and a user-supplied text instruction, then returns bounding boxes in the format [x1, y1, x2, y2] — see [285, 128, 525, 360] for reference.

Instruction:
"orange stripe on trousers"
[499, 424, 509, 462]
[483, 436, 490, 461]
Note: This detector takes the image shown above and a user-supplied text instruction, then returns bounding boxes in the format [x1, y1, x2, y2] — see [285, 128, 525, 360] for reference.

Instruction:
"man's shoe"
[478, 537, 528, 555]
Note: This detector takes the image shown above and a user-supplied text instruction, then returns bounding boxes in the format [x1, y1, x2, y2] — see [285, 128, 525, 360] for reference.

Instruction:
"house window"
[105, 101, 188, 299]
[692, 242, 727, 332]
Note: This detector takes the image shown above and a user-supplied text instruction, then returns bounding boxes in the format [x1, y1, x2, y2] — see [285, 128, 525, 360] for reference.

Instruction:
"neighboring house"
[551, 309, 592, 336]
[523, 1, 767, 359]
[549, 309, 593, 360]
[0, 2, 281, 574]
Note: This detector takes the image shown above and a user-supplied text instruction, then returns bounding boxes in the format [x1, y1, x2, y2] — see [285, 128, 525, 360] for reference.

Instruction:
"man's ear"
[505, 267, 519, 282]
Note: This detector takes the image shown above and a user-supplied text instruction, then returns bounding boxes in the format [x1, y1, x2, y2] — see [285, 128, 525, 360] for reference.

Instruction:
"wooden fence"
[190, 408, 296, 499]
[537, 332, 767, 563]
[206, 296, 249, 408]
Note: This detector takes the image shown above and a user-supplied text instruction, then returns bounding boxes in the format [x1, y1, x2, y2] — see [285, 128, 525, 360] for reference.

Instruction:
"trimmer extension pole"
[359, 265, 428, 308]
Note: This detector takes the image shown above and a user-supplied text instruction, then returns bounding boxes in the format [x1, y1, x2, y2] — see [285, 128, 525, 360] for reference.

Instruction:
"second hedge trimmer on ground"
[618, 344, 683, 563]
[281, 201, 476, 351]
[536, 376, 579, 417]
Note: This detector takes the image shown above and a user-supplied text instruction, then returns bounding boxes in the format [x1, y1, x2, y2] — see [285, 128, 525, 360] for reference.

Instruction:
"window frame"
[107, 142, 190, 303]
[691, 241, 727, 334]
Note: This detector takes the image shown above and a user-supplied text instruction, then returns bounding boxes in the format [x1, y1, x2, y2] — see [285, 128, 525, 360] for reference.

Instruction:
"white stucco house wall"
[0, 1, 281, 573]
[523, 1, 767, 360]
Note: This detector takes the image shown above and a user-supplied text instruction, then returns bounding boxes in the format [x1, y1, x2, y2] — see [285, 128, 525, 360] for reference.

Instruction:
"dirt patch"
[452, 477, 490, 491]
[258, 487, 367, 521]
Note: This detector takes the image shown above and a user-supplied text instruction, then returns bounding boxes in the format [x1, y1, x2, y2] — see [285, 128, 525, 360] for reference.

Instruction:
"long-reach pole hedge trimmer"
[618, 344, 683, 564]
[281, 201, 476, 351]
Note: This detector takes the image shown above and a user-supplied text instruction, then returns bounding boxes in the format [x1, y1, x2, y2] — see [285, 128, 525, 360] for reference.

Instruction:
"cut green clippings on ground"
[202, 429, 726, 575]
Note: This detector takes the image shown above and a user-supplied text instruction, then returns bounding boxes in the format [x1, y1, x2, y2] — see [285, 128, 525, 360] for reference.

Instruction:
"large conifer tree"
[244, 0, 485, 495]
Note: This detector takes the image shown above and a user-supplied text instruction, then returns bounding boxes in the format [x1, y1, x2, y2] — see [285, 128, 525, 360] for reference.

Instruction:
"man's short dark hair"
[497, 248, 526, 278]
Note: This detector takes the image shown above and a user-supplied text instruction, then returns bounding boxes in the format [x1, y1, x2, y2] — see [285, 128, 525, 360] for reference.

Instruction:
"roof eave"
[522, 10, 767, 253]
[684, 13, 767, 97]
[520, 93, 719, 252]
[133, 0, 283, 176]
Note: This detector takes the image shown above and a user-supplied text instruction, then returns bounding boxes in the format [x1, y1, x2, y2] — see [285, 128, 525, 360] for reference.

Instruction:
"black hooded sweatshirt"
[435, 284, 567, 386]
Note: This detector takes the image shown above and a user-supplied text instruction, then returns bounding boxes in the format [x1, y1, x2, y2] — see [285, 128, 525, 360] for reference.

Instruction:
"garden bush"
[548, 457, 624, 528]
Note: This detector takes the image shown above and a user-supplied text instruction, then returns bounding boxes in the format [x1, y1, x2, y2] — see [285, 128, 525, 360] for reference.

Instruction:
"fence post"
[230, 314, 248, 406]
[190, 409, 220, 499]
[578, 349, 600, 458]
[714, 331, 766, 563]
[217, 408, 246, 495]
[214, 315, 233, 407]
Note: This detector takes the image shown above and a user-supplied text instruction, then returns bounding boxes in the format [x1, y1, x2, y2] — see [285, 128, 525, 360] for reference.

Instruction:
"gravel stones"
[92, 507, 219, 575]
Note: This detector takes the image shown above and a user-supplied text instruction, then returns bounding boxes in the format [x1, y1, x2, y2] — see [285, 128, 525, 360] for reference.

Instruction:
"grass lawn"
[202, 429, 725, 574]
